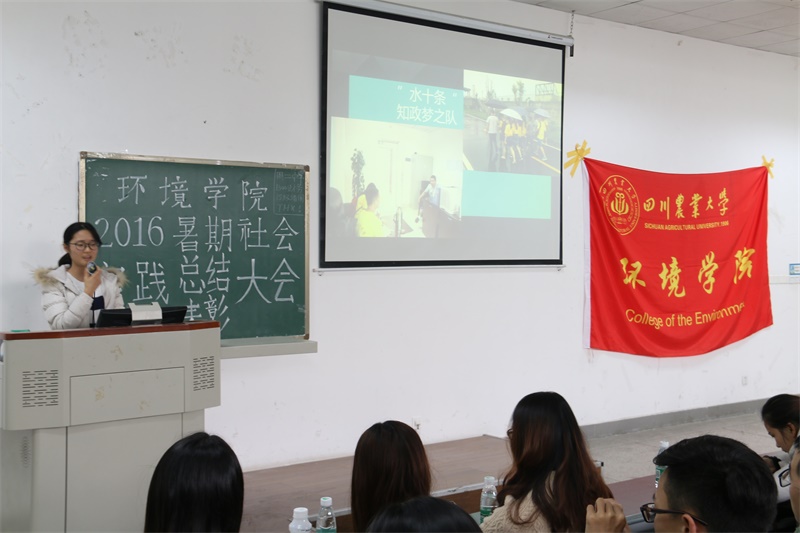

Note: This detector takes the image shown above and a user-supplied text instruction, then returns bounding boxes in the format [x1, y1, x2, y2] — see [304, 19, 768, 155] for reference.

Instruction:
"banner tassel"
[761, 155, 774, 179]
[564, 140, 591, 177]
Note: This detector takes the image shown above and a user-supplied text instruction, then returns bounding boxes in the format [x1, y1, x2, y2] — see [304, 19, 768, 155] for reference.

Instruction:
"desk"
[467, 475, 654, 531]
[609, 475, 655, 531]
[421, 202, 459, 238]
[241, 436, 509, 532]
[241, 436, 660, 532]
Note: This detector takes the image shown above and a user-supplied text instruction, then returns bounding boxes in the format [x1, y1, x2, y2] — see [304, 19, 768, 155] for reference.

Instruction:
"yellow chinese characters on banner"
[618, 247, 756, 299]
[586, 158, 772, 357]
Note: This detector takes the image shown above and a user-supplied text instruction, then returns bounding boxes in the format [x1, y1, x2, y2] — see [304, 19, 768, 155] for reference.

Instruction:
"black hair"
[58, 221, 103, 266]
[499, 391, 612, 531]
[795, 436, 800, 476]
[144, 432, 243, 532]
[761, 394, 800, 430]
[351, 421, 432, 532]
[654, 435, 776, 532]
[367, 496, 481, 533]
[364, 183, 380, 207]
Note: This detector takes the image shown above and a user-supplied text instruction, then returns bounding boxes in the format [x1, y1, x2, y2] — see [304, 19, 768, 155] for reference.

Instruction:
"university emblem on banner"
[584, 158, 772, 357]
[600, 175, 639, 235]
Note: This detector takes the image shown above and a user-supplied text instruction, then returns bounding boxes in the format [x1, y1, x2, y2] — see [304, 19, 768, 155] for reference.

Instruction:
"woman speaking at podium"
[34, 222, 126, 329]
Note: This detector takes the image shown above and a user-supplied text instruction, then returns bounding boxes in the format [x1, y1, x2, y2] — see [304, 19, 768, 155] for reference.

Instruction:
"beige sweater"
[480, 492, 551, 533]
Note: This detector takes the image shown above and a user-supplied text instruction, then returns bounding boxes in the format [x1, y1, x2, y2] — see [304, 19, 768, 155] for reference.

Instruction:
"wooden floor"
[241, 435, 652, 532]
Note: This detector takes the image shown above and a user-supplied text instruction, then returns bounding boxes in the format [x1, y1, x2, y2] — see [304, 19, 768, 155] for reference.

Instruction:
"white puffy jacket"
[34, 265, 127, 329]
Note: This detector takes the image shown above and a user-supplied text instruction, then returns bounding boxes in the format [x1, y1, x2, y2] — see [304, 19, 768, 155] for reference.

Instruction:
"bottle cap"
[320, 496, 332, 507]
[293, 507, 309, 519]
[484, 475, 496, 484]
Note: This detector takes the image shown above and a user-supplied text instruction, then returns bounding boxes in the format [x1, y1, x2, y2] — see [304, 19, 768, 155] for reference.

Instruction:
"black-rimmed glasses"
[69, 241, 100, 251]
[640, 503, 708, 526]
[779, 467, 791, 487]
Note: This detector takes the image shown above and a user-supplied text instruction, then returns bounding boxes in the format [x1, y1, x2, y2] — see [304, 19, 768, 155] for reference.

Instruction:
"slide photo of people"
[323, 8, 566, 265]
[327, 116, 463, 239]
[456, 70, 562, 223]
[462, 70, 562, 177]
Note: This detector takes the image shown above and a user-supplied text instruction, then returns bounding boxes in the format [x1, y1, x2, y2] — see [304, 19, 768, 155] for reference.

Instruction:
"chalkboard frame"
[78, 151, 310, 343]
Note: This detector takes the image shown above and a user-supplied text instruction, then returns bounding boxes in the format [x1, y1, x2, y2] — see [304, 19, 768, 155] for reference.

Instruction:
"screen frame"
[320, 1, 567, 269]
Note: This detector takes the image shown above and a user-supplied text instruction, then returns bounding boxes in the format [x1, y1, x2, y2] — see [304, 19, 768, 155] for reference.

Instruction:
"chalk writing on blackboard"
[80, 153, 308, 340]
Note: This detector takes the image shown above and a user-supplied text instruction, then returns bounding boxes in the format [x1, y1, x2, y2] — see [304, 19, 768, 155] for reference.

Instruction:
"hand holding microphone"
[84, 261, 102, 296]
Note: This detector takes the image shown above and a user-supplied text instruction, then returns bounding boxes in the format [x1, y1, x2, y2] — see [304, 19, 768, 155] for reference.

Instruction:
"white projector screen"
[321, 2, 565, 268]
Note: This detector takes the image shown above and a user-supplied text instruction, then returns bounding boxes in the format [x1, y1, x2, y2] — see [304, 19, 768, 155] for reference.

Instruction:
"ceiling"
[514, 0, 799, 57]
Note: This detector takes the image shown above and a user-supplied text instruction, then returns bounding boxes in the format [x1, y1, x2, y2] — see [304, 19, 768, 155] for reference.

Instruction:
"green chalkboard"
[80, 152, 309, 341]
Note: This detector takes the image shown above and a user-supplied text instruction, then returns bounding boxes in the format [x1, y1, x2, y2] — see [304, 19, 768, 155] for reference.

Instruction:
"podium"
[0, 321, 220, 532]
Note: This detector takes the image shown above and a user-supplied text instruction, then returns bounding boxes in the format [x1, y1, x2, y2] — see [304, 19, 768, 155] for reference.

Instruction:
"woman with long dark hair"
[144, 432, 244, 532]
[481, 392, 613, 532]
[34, 221, 125, 329]
[350, 421, 432, 532]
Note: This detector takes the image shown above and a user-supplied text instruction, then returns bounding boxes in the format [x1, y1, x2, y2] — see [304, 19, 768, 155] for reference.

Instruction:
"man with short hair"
[587, 435, 777, 532]
[419, 175, 441, 208]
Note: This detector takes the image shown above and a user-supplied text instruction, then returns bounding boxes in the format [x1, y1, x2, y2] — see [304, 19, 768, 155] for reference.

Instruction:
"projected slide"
[322, 3, 565, 266]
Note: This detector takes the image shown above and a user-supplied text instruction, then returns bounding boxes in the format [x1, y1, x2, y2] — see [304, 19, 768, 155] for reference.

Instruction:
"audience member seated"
[355, 184, 383, 237]
[789, 437, 800, 531]
[367, 495, 481, 532]
[144, 432, 244, 532]
[356, 182, 378, 214]
[762, 394, 800, 531]
[585, 498, 629, 533]
[762, 394, 799, 470]
[586, 435, 777, 533]
[761, 394, 800, 472]
[351, 421, 432, 532]
[327, 187, 354, 238]
[481, 391, 613, 532]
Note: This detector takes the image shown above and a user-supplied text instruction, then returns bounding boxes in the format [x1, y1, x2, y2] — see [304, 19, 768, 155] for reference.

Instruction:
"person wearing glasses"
[34, 222, 125, 329]
[789, 436, 800, 532]
[586, 435, 776, 532]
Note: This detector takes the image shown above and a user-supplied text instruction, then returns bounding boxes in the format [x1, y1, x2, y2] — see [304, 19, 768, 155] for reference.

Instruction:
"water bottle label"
[655, 465, 666, 488]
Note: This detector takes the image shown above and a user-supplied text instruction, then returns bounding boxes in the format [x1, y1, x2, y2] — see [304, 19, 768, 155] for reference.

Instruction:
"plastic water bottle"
[289, 507, 312, 533]
[317, 497, 337, 533]
[654, 441, 669, 488]
[479, 475, 498, 524]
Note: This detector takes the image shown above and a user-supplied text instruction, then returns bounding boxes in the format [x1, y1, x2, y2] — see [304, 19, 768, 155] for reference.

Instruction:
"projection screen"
[321, 1, 568, 268]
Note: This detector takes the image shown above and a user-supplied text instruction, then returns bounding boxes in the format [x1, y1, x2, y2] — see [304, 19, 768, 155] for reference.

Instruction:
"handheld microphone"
[87, 261, 99, 327]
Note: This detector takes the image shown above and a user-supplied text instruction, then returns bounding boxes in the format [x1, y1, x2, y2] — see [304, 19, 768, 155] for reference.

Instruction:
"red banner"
[585, 158, 772, 357]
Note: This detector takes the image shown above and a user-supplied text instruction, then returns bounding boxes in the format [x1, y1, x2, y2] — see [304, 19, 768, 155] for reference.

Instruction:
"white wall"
[2, 0, 797, 471]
